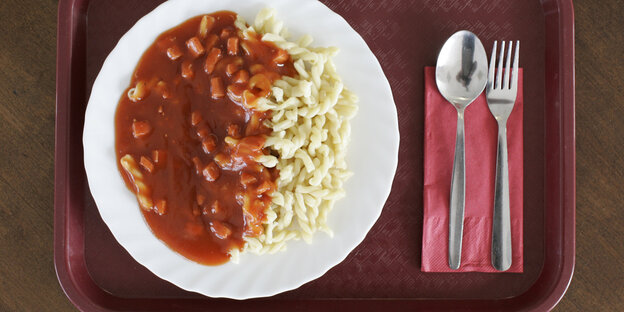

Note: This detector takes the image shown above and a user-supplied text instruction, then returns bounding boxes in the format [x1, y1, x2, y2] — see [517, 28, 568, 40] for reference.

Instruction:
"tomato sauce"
[115, 11, 294, 265]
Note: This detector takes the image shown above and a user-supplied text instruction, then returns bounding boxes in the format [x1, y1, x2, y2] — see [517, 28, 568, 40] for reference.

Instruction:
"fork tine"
[495, 41, 505, 89]
[503, 41, 513, 89]
[511, 41, 520, 89]
[488, 41, 497, 89]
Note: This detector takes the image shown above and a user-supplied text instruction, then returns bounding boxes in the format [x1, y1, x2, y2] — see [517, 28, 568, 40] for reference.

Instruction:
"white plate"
[83, 0, 399, 299]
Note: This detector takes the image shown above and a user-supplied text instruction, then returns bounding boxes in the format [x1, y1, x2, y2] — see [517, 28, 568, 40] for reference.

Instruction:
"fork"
[486, 40, 519, 271]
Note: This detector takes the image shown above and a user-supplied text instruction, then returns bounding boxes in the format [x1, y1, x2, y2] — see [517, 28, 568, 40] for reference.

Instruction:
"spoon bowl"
[436, 30, 488, 108]
[435, 30, 488, 270]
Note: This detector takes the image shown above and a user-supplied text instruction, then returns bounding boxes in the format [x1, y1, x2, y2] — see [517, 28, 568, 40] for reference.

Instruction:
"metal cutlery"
[436, 31, 489, 270]
[486, 40, 520, 271]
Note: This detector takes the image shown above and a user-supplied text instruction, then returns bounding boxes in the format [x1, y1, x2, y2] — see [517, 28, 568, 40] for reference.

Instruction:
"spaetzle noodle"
[120, 154, 154, 211]
[236, 9, 358, 255]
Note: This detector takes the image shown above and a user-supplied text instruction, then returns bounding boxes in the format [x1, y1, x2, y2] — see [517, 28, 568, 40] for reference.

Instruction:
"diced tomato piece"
[196, 194, 205, 206]
[155, 81, 172, 99]
[220, 28, 233, 40]
[204, 48, 222, 74]
[181, 61, 194, 80]
[196, 127, 211, 140]
[210, 200, 223, 215]
[166, 45, 182, 60]
[227, 37, 239, 56]
[192, 205, 201, 217]
[210, 77, 225, 99]
[204, 34, 218, 50]
[202, 136, 217, 154]
[139, 156, 155, 173]
[227, 123, 241, 138]
[192, 156, 202, 174]
[191, 111, 202, 126]
[225, 62, 239, 76]
[132, 120, 151, 138]
[213, 153, 231, 169]
[209, 220, 232, 239]
[232, 70, 249, 84]
[155, 199, 167, 215]
[203, 162, 220, 182]
[186, 37, 205, 58]
[151, 150, 166, 164]
[240, 172, 257, 186]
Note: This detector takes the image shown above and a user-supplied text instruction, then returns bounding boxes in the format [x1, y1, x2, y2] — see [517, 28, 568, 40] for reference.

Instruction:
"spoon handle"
[449, 109, 466, 270]
[492, 123, 512, 271]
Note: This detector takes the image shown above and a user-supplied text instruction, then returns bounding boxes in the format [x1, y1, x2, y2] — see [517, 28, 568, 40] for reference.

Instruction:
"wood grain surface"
[0, 0, 621, 311]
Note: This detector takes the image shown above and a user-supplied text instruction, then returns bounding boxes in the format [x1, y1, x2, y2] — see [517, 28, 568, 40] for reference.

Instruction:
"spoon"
[435, 30, 488, 270]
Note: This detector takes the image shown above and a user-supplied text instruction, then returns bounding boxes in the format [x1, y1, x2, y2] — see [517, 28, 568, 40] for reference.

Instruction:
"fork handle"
[492, 123, 512, 271]
[449, 109, 466, 270]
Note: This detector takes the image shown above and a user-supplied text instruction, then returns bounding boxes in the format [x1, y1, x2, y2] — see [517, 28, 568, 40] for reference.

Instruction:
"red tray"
[55, 0, 575, 310]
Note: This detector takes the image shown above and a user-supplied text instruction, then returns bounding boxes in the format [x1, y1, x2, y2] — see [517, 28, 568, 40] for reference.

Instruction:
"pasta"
[120, 154, 154, 211]
[236, 9, 358, 255]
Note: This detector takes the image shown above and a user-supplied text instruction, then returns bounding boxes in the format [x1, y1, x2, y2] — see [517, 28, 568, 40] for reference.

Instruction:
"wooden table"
[0, 0, 621, 310]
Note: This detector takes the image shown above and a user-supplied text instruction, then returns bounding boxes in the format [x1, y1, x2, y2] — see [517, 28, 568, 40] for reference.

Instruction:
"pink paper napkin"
[422, 66, 523, 272]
